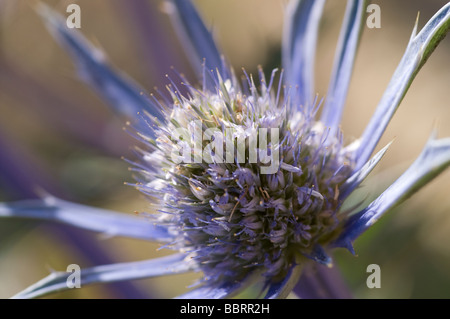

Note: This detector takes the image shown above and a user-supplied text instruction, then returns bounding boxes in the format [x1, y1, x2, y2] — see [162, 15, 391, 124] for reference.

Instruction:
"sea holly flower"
[1, 0, 450, 299]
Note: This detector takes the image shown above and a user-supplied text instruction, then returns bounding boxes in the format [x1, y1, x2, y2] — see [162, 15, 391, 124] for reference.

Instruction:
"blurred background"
[0, 0, 449, 298]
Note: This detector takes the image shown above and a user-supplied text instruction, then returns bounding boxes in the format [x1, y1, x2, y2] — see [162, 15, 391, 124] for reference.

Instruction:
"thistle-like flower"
[1, 0, 450, 299]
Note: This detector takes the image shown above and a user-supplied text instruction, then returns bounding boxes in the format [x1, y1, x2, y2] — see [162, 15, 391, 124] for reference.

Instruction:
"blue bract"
[2, 0, 450, 299]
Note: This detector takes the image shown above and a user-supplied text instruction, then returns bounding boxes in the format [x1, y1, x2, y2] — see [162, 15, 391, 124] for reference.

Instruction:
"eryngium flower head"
[137, 71, 353, 284]
[2, 0, 450, 299]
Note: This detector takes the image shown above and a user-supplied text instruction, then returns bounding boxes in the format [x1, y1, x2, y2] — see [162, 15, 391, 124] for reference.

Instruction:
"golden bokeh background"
[0, 0, 450, 298]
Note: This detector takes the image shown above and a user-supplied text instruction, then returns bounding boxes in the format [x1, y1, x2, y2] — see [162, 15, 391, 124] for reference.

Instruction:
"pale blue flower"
[1, 0, 450, 299]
